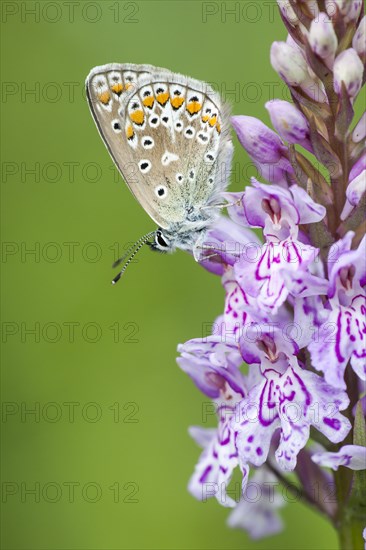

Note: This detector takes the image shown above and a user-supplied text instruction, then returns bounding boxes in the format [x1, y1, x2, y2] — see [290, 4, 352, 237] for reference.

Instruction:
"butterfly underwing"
[86, 63, 233, 280]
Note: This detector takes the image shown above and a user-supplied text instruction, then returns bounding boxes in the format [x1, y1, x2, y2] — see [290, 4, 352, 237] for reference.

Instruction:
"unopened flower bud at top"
[353, 16, 366, 59]
[344, 0, 363, 22]
[271, 41, 309, 86]
[309, 12, 338, 63]
[265, 99, 313, 152]
[301, 0, 319, 19]
[271, 41, 327, 102]
[333, 48, 364, 99]
[277, 0, 298, 25]
[326, 0, 362, 21]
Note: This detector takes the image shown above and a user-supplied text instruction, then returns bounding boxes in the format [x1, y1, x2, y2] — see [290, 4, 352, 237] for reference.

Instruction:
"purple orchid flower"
[198, 215, 260, 276]
[181, 353, 249, 508]
[177, 336, 243, 397]
[188, 412, 249, 508]
[234, 238, 321, 315]
[309, 233, 366, 389]
[227, 468, 285, 539]
[224, 179, 326, 241]
[312, 445, 366, 470]
[176, 3, 366, 544]
[232, 357, 351, 471]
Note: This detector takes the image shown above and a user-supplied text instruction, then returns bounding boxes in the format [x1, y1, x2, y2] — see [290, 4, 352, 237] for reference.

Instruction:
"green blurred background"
[1, 1, 340, 548]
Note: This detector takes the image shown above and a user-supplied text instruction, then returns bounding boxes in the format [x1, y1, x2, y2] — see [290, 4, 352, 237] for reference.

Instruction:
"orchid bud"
[326, 0, 362, 21]
[309, 12, 338, 63]
[341, 170, 366, 220]
[352, 113, 366, 143]
[344, 0, 362, 22]
[265, 99, 313, 152]
[271, 41, 309, 86]
[231, 116, 287, 164]
[302, 0, 319, 19]
[347, 172, 365, 205]
[333, 48, 364, 99]
[353, 16, 366, 59]
[277, 0, 298, 25]
[271, 41, 327, 102]
[349, 153, 366, 183]
[340, 154, 366, 219]
[326, 0, 349, 15]
[286, 34, 321, 81]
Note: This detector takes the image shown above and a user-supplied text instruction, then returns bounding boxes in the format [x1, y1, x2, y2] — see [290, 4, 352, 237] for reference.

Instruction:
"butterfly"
[85, 63, 233, 283]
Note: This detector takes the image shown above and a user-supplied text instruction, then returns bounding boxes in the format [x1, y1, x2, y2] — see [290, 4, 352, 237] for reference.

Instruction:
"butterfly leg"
[193, 242, 225, 263]
[201, 194, 244, 211]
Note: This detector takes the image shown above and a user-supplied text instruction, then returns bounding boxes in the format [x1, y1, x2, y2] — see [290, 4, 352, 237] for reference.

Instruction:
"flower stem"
[265, 461, 326, 516]
[336, 505, 365, 550]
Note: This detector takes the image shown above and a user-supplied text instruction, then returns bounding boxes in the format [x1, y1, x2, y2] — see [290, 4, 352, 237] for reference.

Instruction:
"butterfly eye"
[155, 185, 167, 199]
[155, 230, 169, 248]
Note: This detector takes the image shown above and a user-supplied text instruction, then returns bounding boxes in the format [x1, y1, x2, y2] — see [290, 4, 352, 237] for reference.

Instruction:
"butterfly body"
[86, 63, 233, 262]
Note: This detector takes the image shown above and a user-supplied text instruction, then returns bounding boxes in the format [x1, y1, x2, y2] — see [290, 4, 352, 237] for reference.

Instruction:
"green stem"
[265, 462, 326, 516]
[334, 366, 365, 550]
[336, 505, 365, 550]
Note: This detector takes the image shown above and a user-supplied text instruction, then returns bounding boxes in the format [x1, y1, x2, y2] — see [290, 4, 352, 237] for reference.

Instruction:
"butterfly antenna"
[112, 232, 156, 269]
[111, 231, 155, 285]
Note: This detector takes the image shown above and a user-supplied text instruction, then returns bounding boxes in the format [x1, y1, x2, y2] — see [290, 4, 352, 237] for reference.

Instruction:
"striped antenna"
[111, 231, 155, 285]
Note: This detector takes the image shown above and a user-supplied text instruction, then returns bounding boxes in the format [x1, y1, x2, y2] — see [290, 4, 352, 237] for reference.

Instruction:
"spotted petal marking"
[232, 362, 351, 471]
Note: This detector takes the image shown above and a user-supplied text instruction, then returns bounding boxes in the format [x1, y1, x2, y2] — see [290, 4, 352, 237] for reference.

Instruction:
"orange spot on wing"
[156, 92, 169, 106]
[143, 96, 155, 108]
[209, 115, 217, 127]
[130, 110, 145, 125]
[98, 91, 111, 105]
[126, 125, 134, 140]
[216, 121, 221, 134]
[171, 96, 184, 110]
[124, 82, 134, 91]
[201, 115, 209, 123]
[187, 101, 201, 115]
[111, 83, 123, 95]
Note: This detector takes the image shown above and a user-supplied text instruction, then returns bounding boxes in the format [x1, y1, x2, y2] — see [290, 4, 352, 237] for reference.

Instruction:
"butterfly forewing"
[86, 63, 231, 231]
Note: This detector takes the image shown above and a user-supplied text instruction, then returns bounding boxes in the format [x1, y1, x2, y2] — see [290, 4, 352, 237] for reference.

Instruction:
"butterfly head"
[150, 229, 174, 253]
[149, 219, 211, 255]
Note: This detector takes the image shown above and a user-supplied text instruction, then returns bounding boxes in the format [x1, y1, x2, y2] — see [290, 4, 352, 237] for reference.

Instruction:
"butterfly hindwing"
[86, 63, 232, 230]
